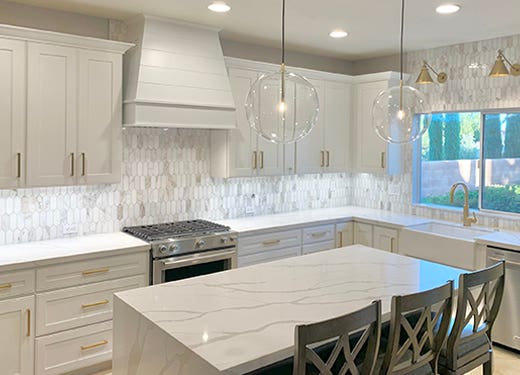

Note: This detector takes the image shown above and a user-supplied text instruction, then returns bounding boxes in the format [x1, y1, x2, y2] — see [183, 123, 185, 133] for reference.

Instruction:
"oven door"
[152, 248, 237, 285]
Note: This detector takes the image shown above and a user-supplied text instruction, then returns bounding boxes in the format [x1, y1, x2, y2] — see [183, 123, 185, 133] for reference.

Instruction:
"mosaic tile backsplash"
[0, 128, 350, 245]
[350, 33, 520, 232]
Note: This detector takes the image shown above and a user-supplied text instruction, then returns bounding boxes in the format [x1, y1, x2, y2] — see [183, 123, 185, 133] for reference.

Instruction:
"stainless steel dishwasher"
[487, 246, 520, 350]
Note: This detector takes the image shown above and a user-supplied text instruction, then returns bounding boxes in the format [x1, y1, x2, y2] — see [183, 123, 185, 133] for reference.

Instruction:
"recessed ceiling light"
[208, 1, 231, 13]
[329, 29, 348, 39]
[436, 4, 461, 14]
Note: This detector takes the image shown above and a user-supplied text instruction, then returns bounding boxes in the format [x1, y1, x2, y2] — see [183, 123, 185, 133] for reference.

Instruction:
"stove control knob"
[196, 239, 206, 248]
[221, 237, 228, 244]
[169, 244, 179, 253]
[158, 245, 168, 254]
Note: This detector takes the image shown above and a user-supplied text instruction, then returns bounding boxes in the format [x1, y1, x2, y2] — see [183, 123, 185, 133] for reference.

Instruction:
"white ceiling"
[7, 0, 520, 60]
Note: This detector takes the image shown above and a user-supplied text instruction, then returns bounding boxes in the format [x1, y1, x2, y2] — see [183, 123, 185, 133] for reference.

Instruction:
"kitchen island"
[112, 245, 465, 375]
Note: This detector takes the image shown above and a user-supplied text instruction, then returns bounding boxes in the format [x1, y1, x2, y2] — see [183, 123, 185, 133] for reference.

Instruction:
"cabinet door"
[353, 222, 373, 247]
[226, 68, 257, 177]
[354, 80, 387, 173]
[77, 50, 122, 184]
[373, 226, 398, 253]
[0, 38, 26, 189]
[0, 296, 35, 375]
[324, 81, 351, 172]
[336, 221, 354, 247]
[27, 43, 77, 187]
[295, 79, 325, 174]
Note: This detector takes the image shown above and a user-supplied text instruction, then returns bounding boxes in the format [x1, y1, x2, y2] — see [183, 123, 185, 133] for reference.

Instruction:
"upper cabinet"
[211, 58, 352, 178]
[0, 38, 25, 189]
[352, 72, 405, 175]
[0, 25, 132, 189]
[295, 79, 351, 174]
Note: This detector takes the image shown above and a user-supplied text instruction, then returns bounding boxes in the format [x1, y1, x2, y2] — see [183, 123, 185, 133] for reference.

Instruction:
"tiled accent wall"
[0, 128, 350, 245]
[351, 34, 520, 232]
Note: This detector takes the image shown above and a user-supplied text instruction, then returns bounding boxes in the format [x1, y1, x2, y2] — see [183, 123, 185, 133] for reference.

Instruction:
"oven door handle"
[160, 249, 237, 270]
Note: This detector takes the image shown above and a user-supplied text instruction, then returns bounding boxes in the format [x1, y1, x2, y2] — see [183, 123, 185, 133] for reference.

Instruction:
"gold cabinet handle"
[27, 309, 31, 337]
[0, 283, 12, 290]
[82, 267, 109, 276]
[320, 151, 325, 167]
[81, 340, 108, 351]
[70, 153, 75, 176]
[380, 152, 386, 169]
[81, 152, 86, 176]
[326, 151, 330, 167]
[81, 299, 109, 309]
[262, 239, 281, 246]
[259, 151, 264, 169]
[311, 232, 328, 238]
[252, 151, 257, 169]
[390, 237, 395, 252]
[16, 153, 22, 178]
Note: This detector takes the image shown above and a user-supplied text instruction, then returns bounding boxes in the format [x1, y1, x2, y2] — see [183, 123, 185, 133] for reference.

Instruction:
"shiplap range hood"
[122, 15, 236, 129]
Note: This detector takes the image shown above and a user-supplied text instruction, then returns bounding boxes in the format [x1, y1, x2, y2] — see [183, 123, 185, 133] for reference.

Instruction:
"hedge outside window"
[414, 110, 520, 215]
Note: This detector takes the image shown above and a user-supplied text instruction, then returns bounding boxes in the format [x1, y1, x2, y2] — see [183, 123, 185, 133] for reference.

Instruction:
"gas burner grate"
[123, 220, 230, 241]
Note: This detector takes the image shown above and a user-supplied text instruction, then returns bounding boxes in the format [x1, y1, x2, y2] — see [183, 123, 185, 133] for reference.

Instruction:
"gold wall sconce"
[489, 49, 520, 77]
[416, 61, 448, 84]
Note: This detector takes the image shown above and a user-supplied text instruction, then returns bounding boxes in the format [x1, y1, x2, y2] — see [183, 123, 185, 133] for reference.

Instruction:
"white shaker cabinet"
[77, 50, 122, 184]
[0, 38, 25, 189]
[336, 221, 354, 247]
[295, 80, 351, 174]
[373, 226, 399, 253]
[0, 295, 35, 375]
[211, 66, 284, 178]
[26, 43, 78, 187]
[353, 222, 373, 247]
[353, 72, 404, 175]
[0, 25, 132, 189]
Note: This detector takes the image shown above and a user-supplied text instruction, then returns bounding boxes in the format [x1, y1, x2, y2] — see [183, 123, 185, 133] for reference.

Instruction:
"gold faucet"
[449, 182, 477, 226]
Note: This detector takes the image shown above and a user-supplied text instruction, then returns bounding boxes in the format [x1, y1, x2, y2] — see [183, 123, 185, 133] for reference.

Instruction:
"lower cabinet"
[238, 246, 300, 268]
[0, 250, 149, 375]
[35, 321, 112, 375]
[336, 222, 354, 247]
[0, 295, 35, 375]
[354, 222, 399, 252]
[373, 226, 398, 253]
[353, 222, 373, 247]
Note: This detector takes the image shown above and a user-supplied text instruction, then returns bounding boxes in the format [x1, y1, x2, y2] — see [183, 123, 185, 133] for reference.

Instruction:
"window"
[413, 110, 520, 215]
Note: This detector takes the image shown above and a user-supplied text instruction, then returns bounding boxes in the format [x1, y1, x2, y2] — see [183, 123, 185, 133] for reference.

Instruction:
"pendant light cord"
[281, 0, 286, 64]
[400, 0, 404, 81]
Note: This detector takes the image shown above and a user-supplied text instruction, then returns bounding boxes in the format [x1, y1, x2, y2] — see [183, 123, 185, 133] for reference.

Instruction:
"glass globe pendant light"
[245, 0, 319, 144]
[372, 0, 431, 144]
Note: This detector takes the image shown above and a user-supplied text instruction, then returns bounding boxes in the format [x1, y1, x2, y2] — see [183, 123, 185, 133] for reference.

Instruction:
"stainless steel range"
[123, 220, 237, 285]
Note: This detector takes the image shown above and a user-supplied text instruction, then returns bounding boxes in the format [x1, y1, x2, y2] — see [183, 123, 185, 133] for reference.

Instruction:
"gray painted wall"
[0, 1, 109, 38]
[221, 39, 353, 75]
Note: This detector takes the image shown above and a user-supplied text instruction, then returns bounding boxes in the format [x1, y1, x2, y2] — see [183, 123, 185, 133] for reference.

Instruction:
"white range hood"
[122, 15, 236, 129]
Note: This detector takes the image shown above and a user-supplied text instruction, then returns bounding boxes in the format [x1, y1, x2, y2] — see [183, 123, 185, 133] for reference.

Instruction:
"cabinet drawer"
[239, 229, 301, 256]
[36, 275, 147, 336]
[238, 246, 300, 267]
[302, 240, 336, 255]
[37, 252, 148, 291]
[303, 224, 335, 245]
[0, 269, 35, 300]
[35, 320, 112, 375]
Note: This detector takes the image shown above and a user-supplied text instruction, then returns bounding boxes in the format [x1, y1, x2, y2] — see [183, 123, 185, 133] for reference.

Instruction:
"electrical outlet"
[63, 224, 78, 236]
[245, 206, 255, 216]
[388, 184, 400, 196]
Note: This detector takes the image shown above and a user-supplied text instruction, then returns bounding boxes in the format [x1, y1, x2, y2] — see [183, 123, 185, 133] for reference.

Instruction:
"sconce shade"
[416, 64, 434, 84]
[489, 55, 509, 77]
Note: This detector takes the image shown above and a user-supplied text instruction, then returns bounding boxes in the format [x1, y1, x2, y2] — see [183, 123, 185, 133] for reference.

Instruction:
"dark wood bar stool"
[380, 281, 453, 375]
[437, 261, 505, 375]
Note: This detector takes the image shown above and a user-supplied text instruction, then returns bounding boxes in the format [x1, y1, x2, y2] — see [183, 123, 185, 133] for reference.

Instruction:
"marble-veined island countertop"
[112, 245, 465, 375]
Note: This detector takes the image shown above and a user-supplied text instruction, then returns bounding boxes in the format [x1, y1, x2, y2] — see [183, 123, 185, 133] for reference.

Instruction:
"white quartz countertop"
[214, 206, 431, 234]
[114, 245, 465, 374]
[0, 232, 150, 271]
[476, 231, 520, 251]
